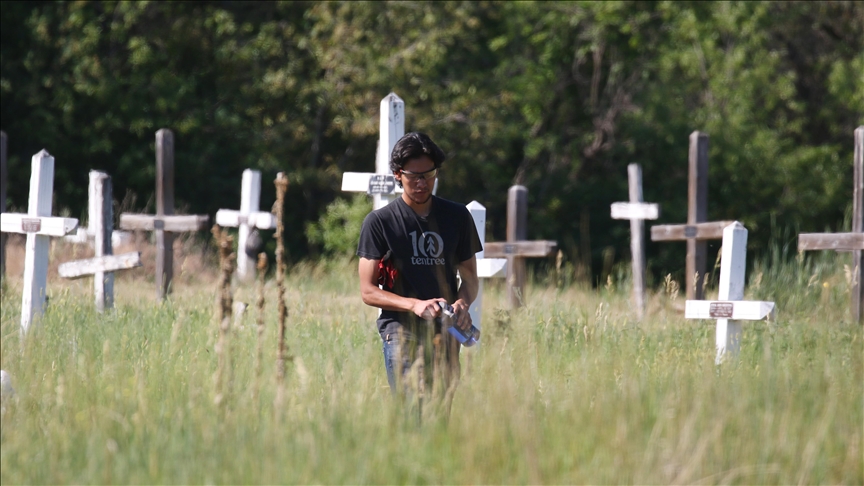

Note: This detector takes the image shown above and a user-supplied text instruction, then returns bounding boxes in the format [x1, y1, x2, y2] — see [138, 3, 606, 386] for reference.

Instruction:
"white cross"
[685, 222, 776, 364]
[0, 150, 79, 334]
[611, 163, 660, 318]
[341, 93, 441, 208]
[58, 171, 142, 311]
[64, 171, 132, 248]
[215, 169, 276, 281]
[466, 201, 507, 331]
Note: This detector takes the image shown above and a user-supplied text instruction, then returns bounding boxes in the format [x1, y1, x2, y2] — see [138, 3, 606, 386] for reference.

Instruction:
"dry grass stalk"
[253, 252, 268, 401]
[273, 172, 290, 410]
[211, 225, 235, 407]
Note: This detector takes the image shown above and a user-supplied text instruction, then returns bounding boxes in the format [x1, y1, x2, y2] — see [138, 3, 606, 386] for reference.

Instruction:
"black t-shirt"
[357, 196, 483, 339]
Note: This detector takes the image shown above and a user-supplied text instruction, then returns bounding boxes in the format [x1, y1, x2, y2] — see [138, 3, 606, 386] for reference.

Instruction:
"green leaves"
[1, 1, 860, 274]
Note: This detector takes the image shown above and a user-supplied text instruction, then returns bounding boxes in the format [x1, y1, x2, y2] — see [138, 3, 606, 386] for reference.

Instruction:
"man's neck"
[401, 192, 433, 218]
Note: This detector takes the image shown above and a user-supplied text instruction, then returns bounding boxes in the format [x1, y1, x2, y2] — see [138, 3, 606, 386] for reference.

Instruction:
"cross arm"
[484, 240, 557, 258]
[651, 221, 736, 241]
[1, 213, 78, 237]
[798, 233, 864, 251]
[58, 252, 143, 279]
[611, 202, 660, 220]
[477, 257, 507, 278]
[685, 300, 776, 320]
[341, 172, 404, 194]
[120, 214, 209, 232]
[215, 210, 277, 230]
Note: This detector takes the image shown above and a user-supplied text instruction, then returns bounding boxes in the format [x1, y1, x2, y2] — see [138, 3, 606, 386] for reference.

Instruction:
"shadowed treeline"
[1, 1, 861, 282]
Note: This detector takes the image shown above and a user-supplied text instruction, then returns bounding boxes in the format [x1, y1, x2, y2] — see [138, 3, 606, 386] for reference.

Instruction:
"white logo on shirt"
[409, 230, 444, 265]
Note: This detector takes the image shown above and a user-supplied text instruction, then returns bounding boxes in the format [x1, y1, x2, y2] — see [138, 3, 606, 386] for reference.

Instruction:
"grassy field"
[0, 238, 862, 484]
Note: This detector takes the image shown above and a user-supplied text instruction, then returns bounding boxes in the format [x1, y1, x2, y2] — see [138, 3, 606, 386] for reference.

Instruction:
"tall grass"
[0, 247, 861, 484]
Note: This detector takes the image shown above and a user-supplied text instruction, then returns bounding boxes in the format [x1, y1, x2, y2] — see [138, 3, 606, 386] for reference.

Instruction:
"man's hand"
[451, 299, 472, 331]
[412, 298, 446, 321]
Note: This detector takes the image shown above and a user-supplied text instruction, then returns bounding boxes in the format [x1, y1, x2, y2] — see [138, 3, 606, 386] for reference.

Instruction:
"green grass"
[1, 252, 862, 484]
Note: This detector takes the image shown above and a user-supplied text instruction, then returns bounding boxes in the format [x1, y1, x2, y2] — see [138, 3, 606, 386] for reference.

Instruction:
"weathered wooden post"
[155, 129, 174, 298]
[58, 171, 142, 311]
[651, 132, 734, 299]
[685, 222, 776, 363]
[215, 169, 276, 281]
[119, 129, 209, 300]
[274, 172, 289, 412]
[0, 150, 79, 334]
[485, 186, 557, 309]
[507, 186, 527, 308]
[797, 126, 864, 323]
[0, 131, 7, 280]
[611, 163, 660, 318]
[688, 131, 709, 299]
[466, 201, 507, 329]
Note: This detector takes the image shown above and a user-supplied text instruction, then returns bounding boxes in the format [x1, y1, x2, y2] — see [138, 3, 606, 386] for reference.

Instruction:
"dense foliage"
[2, 1, 862, 281]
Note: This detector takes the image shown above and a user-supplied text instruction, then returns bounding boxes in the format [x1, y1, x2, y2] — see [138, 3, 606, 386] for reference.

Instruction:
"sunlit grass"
[0, 248, 861, 484]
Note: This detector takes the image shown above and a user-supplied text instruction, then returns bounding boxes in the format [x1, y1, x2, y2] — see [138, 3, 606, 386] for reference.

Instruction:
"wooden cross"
[0, 131, 7, 279]
[466, 201, 507, 329]
[119, 129, 209, 300]
[650, 131, 734, 299]
[685, 222, 775, 364]
[0, 150, 79, 334]
[484, 185, 557, 309]
[611, 163, 660, 318]
[797, 126, 864, 323]
[215, 169, 276, 281]
[58, 171, 142, 311]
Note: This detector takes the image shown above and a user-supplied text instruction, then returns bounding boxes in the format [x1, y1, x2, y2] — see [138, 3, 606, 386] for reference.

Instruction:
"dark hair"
[389, 132, 446, 175]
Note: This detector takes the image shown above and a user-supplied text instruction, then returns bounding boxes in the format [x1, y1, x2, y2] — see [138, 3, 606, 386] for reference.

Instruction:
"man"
[356, 132, 481, 398]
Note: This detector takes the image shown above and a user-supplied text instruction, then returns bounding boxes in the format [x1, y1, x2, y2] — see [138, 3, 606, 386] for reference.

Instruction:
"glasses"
[400, 167, 438, 182]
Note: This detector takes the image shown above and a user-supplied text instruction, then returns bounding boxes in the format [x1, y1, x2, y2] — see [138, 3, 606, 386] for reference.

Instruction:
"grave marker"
[466, 201, 507, 329]
[64, 171, 132, 247]
[58, 171, 142, 311]
[797, 126, 864, 323]
[651, 131, 734, 299]
[0, 150, 79, 334]
[119, 129, 209, 300]
[484, 185, 557, 309]
[215, 169, 276, 281]
[685, 222, 776, 364]
[341, 93, 408, 211]
[611, 163, 660, 318]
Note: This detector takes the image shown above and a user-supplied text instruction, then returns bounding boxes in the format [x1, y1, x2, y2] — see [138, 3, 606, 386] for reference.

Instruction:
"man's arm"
[358, 257, 444, 320]
[453, 255, 479, 330]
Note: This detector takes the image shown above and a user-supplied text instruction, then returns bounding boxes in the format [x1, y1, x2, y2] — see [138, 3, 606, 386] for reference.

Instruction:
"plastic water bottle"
[438, 302, 480, 347]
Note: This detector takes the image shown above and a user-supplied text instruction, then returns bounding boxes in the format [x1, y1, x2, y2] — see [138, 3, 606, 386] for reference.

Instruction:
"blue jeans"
[383, 338, 413, 393]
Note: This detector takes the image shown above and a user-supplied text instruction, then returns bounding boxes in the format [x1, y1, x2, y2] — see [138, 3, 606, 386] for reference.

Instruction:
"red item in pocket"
[378, 251, 397, 290]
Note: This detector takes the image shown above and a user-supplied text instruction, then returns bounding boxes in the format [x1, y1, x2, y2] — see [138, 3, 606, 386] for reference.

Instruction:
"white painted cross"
[341, 92, 413, 210]
[64, 171, 132, 248]
[0, 150, 79, 334]
[466, 201, 507, 330]
[611, 163, 660, 318]
[58, 171, 142, 311]
[684, 222, 776, 364]
[215, 169, 276, 281]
